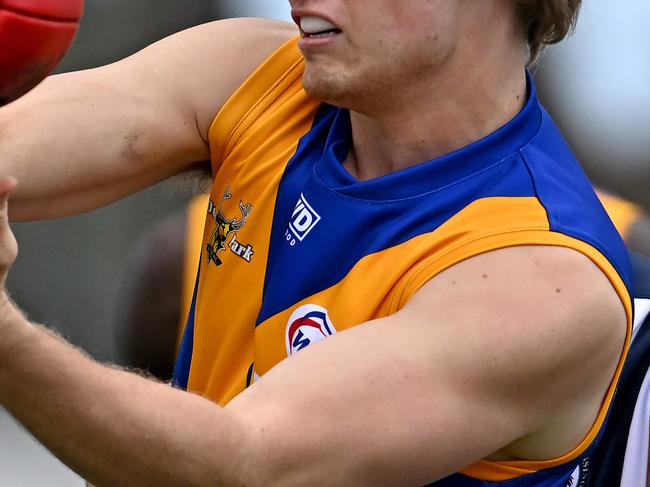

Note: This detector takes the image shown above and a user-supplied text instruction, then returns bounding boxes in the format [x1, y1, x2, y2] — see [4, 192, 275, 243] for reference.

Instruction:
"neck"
[344, 51, 527, 181]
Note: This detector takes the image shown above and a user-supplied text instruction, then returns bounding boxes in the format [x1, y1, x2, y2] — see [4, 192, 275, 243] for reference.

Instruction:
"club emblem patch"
[206, 187, 254, 266]
[286, 304, 337, 356]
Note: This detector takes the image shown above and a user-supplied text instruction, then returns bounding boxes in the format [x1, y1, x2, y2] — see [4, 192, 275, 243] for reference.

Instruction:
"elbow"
[233, 421, 366, 487]
[228, 414, 300, 487]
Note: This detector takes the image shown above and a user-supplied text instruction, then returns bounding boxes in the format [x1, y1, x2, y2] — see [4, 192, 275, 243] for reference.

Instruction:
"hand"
[0, 177, 18, 291]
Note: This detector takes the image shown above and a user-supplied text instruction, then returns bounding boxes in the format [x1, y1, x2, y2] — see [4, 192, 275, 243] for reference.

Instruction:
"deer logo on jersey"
[206, 187, 254, 266]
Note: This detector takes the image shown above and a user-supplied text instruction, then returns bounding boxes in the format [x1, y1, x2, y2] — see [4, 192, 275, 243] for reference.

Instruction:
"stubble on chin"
[301, 61, 403, 115]
[302, 65, 345, 106]
[301, 62, 374, 112]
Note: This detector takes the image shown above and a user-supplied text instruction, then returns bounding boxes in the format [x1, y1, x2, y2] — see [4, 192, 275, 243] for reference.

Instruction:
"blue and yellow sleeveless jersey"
[172, 37, 634, 486]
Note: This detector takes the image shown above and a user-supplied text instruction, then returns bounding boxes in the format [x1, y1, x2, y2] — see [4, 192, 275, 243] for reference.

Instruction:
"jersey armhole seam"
[209, 37, 304, 171]
[388, 225, 548, 313]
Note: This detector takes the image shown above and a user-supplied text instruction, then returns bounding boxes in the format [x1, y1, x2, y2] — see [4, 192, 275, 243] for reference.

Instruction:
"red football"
[0, 0, 84, 106]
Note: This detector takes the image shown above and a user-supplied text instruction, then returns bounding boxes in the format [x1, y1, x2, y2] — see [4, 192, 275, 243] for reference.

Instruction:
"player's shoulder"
[410, 244, 627, 395]
[408, 244, 627, 459]
[180, 18, 299, 137]
[419, 244, 626, 341]
[515, 245, 627, 369]
[126, 17, 298, 140]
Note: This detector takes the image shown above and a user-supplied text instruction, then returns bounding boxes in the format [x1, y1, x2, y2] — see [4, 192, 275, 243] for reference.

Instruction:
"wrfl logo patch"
[286, 304, 337, 355]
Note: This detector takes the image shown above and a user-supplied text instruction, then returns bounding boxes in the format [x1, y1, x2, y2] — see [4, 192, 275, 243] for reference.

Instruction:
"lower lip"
[298, 33, 341, 50]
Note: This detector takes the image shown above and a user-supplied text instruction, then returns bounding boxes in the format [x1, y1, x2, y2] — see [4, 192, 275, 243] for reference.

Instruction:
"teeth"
[300, 16, 338, 34]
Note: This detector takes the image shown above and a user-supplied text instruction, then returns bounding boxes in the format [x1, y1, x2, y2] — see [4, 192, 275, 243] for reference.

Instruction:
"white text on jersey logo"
[285, 193, 321, 246]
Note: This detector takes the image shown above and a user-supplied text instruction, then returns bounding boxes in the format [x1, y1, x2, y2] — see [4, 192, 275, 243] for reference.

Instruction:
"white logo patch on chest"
[286, 304, 337, 355]
[286, 193, 321, 245]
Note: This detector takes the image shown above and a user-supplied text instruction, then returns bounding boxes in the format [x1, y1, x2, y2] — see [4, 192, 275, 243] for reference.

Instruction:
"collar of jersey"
[313, 70, 542, 202]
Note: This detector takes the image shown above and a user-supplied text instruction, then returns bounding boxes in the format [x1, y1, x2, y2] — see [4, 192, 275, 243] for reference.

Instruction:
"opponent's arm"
[0, 17, 296, 221]
[0, 182, 626, 486]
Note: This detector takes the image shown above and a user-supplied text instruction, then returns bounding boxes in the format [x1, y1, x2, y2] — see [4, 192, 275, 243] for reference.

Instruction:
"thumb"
[0, 177, 18, 219]
[0, 177, 19, 287]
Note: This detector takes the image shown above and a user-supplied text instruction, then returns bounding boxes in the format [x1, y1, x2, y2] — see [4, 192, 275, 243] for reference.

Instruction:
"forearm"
[0, 297, 250, 487]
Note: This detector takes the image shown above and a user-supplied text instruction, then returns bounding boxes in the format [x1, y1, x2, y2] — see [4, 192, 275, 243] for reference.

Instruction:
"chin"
[302, 62, 399, 114]
[301, 64, 354, 108]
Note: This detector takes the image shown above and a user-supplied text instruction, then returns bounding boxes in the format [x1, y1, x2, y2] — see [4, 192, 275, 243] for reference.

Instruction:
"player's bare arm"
[0, 17, 296, 221]
[0, 177, 626, 485]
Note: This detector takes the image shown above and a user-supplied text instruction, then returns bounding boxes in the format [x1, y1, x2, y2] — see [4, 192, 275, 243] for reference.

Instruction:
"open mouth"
[299, 16, 343, 39]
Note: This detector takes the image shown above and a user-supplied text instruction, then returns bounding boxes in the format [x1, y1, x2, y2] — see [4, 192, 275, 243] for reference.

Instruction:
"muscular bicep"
[226, 246, 626, 486]
[116, 17, 297, 143]
[2, 18, 296, 220]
